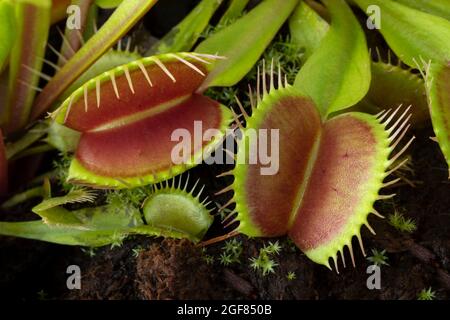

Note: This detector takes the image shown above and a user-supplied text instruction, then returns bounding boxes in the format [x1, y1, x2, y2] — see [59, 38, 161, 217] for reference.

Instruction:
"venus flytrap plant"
[0, 0, 443, 275]
[221, 66, 413, 270]
[51, 52, 232, 188]
[0, 176, 214, 246]
[0, 0, 301, 249]
[294, 0, 371, 118]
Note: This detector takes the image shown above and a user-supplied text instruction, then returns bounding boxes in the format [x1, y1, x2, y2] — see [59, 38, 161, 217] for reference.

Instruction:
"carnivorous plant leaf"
[225, 69, 413, 270]
[0, 180, 212, 245]
[147, 0, 224, 55]
[219, 0, 250, 24]
[1, 0, 51, 133]
[294, 0, 371, 118]
[0, 0, 15, 72]
[195, 0, 299, 91]
[426, 63, 450, 177]
[53, 53, 231, 188]
[349, 60, 429, 127]
[353, 0, 450, 68]
[289, 0, 329, 61]
[393, 0, 450, 21]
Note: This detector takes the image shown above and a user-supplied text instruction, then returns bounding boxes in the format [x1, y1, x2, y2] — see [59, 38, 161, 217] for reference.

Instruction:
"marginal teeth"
[152, 57, 176, 82]
[96, 78, 101, 108]
[169, 53, 206, 76]
[136, 61, 153, 87]
[109, 71, 120, 99]
[123, 65, 135, 94]
[84, 85, 88, 112]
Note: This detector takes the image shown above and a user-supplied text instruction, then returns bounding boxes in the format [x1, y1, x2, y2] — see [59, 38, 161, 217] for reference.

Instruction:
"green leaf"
[289, 1, 329, 61]
[1, 0, 51, 133]
[294, 0, 370, 118]
[219, 0, 250, 24]
[0, 0, 15, 72]
[147, 0, 224, 55]
[353, 0, 450, 68]
[95, 0, 122, 8]
[427, 63, 450, 178]
[393, 0, 450, 21]
[195, 0, 299, 90]
[31, 0, 158, 121]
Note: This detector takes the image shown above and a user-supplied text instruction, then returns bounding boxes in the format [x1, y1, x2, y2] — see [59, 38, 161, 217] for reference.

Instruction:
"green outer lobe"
[233, 87, 321, 237]
[393, 0, 450, 21]
[0, 0, 15, 72]
[143, 188, 213, 241]
[31, 0, 158, 120]
[195, 0, 298, 90]
[427, 63, 450, 177]
[288, 113, 391, 267]
[289, 1, 329, 61]
[148, 0, 223, 55]
[294, 0, 371, 118]
[354, 0, 450, 68]
[2, 0, 51, 133]
[349, 61, 429, 127]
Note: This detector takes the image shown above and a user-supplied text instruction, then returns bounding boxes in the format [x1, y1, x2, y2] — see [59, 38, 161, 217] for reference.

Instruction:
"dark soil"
[1, 126, 449, 300]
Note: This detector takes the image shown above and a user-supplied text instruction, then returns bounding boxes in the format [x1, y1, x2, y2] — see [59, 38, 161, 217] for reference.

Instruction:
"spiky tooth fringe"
[136, 61, 153, 87]
[123, 65, 135, 94]
[152, 57, 176, 82]
[108, 71, 120, 99]
[169, 53, 205, 76]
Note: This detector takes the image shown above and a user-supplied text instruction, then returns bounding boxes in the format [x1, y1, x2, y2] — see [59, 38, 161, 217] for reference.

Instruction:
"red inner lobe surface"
[75, 94, 222, 178]
[244, 96, 321, 236]
[64, 60, 208, 132]
[289, 115, 377, 251]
